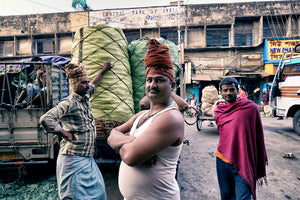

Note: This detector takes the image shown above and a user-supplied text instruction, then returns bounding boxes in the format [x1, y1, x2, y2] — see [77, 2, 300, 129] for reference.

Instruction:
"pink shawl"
[214, 98, 268, 200]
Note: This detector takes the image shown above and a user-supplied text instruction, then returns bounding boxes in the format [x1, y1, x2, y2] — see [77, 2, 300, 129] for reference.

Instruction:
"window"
[234, 22, 253, 46]
[34, 39, 53, 54]
[283, 64, 300, 75]
[36, 42, 43, 54]
[235, 33, 253, 46]
[0, 42, 14, 56]
[160, 28, 178, 44]
[123, 29, 140, 44]
[263, 16, 286, 38]
[206, 28, 229, 47]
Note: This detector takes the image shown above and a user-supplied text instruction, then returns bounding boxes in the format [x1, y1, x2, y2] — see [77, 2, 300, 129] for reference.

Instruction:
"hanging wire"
[288, 0, 300, 36]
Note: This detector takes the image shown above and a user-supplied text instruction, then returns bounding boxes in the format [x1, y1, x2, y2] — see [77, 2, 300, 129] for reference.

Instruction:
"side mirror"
[295, 43, 300, 53]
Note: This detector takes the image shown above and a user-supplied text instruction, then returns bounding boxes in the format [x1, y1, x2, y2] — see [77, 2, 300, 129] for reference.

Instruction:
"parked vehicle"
[0, 56, 70, 167]
[270, 44, 300, 135]
[0, 56, 122, 168]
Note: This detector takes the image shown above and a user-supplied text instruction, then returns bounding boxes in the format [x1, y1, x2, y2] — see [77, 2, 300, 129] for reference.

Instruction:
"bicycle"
[184, 104, 203, 131]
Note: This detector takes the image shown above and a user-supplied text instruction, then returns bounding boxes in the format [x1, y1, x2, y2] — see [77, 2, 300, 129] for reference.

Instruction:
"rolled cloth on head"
[144, 39, 174, 82]
[65, 63, 88, 88]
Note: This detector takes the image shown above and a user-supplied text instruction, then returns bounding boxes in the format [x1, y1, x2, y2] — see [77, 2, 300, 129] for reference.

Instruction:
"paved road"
[1, 116, 299, 200]
[178, 117, 300, 200]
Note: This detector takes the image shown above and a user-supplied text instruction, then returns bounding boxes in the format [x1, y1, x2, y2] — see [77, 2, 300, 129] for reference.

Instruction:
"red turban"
[144, 39, 174, 82]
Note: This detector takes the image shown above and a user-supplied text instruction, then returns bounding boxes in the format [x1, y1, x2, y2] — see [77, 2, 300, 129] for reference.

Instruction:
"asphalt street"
[1, 116, 299, 200]
[178, 117, 300, 200]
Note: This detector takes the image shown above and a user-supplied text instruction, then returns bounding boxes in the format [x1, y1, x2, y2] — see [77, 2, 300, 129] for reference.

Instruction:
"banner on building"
[241, 54, 261, 67]
[265, 39, 300, 60]
[89, 6, 185, 29]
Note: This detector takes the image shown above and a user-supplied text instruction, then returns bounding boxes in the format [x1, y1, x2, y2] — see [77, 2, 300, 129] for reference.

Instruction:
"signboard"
[267, 39, 300, 60]
[89, 6, 185, 29]
[241, 54, 261, 67]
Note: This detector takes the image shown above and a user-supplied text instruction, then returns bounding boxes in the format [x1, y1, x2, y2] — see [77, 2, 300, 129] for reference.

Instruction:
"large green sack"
[128, 37, 180, 113]
[71, 24, 134, 122]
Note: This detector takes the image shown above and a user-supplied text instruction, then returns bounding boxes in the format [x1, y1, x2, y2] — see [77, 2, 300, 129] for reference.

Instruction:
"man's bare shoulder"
[152, 108, 184, 129]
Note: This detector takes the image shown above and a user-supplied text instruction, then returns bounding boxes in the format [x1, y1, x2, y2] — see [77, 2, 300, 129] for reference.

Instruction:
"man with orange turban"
[108, 39, 185, 199]
[40, 61, 113, 200]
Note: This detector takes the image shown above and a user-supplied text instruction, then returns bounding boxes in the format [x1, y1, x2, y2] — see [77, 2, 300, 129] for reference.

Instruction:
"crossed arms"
[107, 109, 184, 166]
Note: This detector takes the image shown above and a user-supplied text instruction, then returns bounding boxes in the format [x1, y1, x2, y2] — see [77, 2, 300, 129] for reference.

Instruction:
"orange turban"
[144, 39, 174, 82]
[65, 63, 88, 88]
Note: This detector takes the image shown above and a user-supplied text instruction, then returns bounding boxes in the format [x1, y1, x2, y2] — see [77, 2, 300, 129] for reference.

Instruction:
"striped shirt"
[40, 84, 97, 157]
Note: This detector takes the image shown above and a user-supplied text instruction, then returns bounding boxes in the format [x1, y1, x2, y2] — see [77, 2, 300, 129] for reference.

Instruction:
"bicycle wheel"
[196, 109, 203, 131]
[184, 106, 198, 125]
[196, 118, 202, 131]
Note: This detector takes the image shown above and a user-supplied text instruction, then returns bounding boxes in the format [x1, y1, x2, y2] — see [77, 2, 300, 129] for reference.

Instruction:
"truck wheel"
[293, 110, 300, 135]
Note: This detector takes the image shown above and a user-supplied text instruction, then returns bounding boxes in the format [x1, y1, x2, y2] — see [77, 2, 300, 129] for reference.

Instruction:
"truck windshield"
[282, 63, 300, 78]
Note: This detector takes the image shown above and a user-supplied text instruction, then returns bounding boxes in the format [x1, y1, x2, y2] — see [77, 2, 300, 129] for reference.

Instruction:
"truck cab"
[271, 44, 300, 135]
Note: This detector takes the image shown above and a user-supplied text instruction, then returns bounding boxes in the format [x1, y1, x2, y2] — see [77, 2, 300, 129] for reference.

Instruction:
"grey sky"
[0, 0, 278, 16]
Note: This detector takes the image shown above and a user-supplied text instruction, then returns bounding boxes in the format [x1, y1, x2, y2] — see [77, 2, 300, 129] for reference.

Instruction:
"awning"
[257, 71, 272, 77]
[192, 74, 211, 81]
[209, 75, 223, 80]
[223, 74, 247, 78]
[192, 74, 222, 81]
[238, 71, 272, 78]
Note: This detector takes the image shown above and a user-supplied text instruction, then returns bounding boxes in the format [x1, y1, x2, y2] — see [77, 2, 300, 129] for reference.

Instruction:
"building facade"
[0, 0, 299, 103]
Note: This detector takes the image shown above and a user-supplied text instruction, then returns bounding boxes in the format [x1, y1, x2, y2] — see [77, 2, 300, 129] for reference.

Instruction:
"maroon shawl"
[214, 98, 268, 200]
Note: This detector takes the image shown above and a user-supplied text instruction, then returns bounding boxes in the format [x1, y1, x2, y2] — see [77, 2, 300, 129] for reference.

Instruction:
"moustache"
[148, 88, 159, 93]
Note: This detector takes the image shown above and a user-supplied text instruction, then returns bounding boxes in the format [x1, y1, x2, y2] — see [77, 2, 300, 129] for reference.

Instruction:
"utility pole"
[177, 0, 180, 45]
[177, 0, 185, 99]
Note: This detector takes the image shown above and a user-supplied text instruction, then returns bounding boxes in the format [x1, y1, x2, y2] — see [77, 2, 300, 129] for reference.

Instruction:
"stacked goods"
[128, 37, 180, 113]
[71, 24, 134, 137]
[201, 85, 219, 116]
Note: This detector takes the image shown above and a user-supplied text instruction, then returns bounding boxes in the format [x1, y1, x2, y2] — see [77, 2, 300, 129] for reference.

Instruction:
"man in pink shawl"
[214, 77, 268, 200]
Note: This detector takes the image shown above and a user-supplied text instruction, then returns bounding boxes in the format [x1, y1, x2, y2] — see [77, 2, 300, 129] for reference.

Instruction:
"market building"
[0, 0, 299, 104]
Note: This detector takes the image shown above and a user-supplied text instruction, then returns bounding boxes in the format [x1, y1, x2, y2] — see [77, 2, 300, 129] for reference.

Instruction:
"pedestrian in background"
[214, 77, 268, 200]
[40, 61, 113, 200]
[237, 84, 247, 99]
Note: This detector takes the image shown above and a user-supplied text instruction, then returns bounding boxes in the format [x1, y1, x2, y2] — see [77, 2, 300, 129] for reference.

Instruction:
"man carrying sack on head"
[40, 61, 113, 200]
[108, 39, 185, 200]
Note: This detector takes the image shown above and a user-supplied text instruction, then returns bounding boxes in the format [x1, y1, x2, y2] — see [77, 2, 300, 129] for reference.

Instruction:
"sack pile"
[71, 24, 134, 122]
[71, 25, 180, 123]
[201, 85, 219, 116]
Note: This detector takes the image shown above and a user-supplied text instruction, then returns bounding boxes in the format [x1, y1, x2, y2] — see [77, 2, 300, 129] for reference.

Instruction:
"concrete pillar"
[259, 16, 263, 44]
[184, 25, 187, 48]
[30, 35, 33, 56]
[286, 16, 292, 37]
[13, 36, 16, 56]
[204, 25, 207, 47]
[230, 23, 234, 47]
[54, 33, 58, 54]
